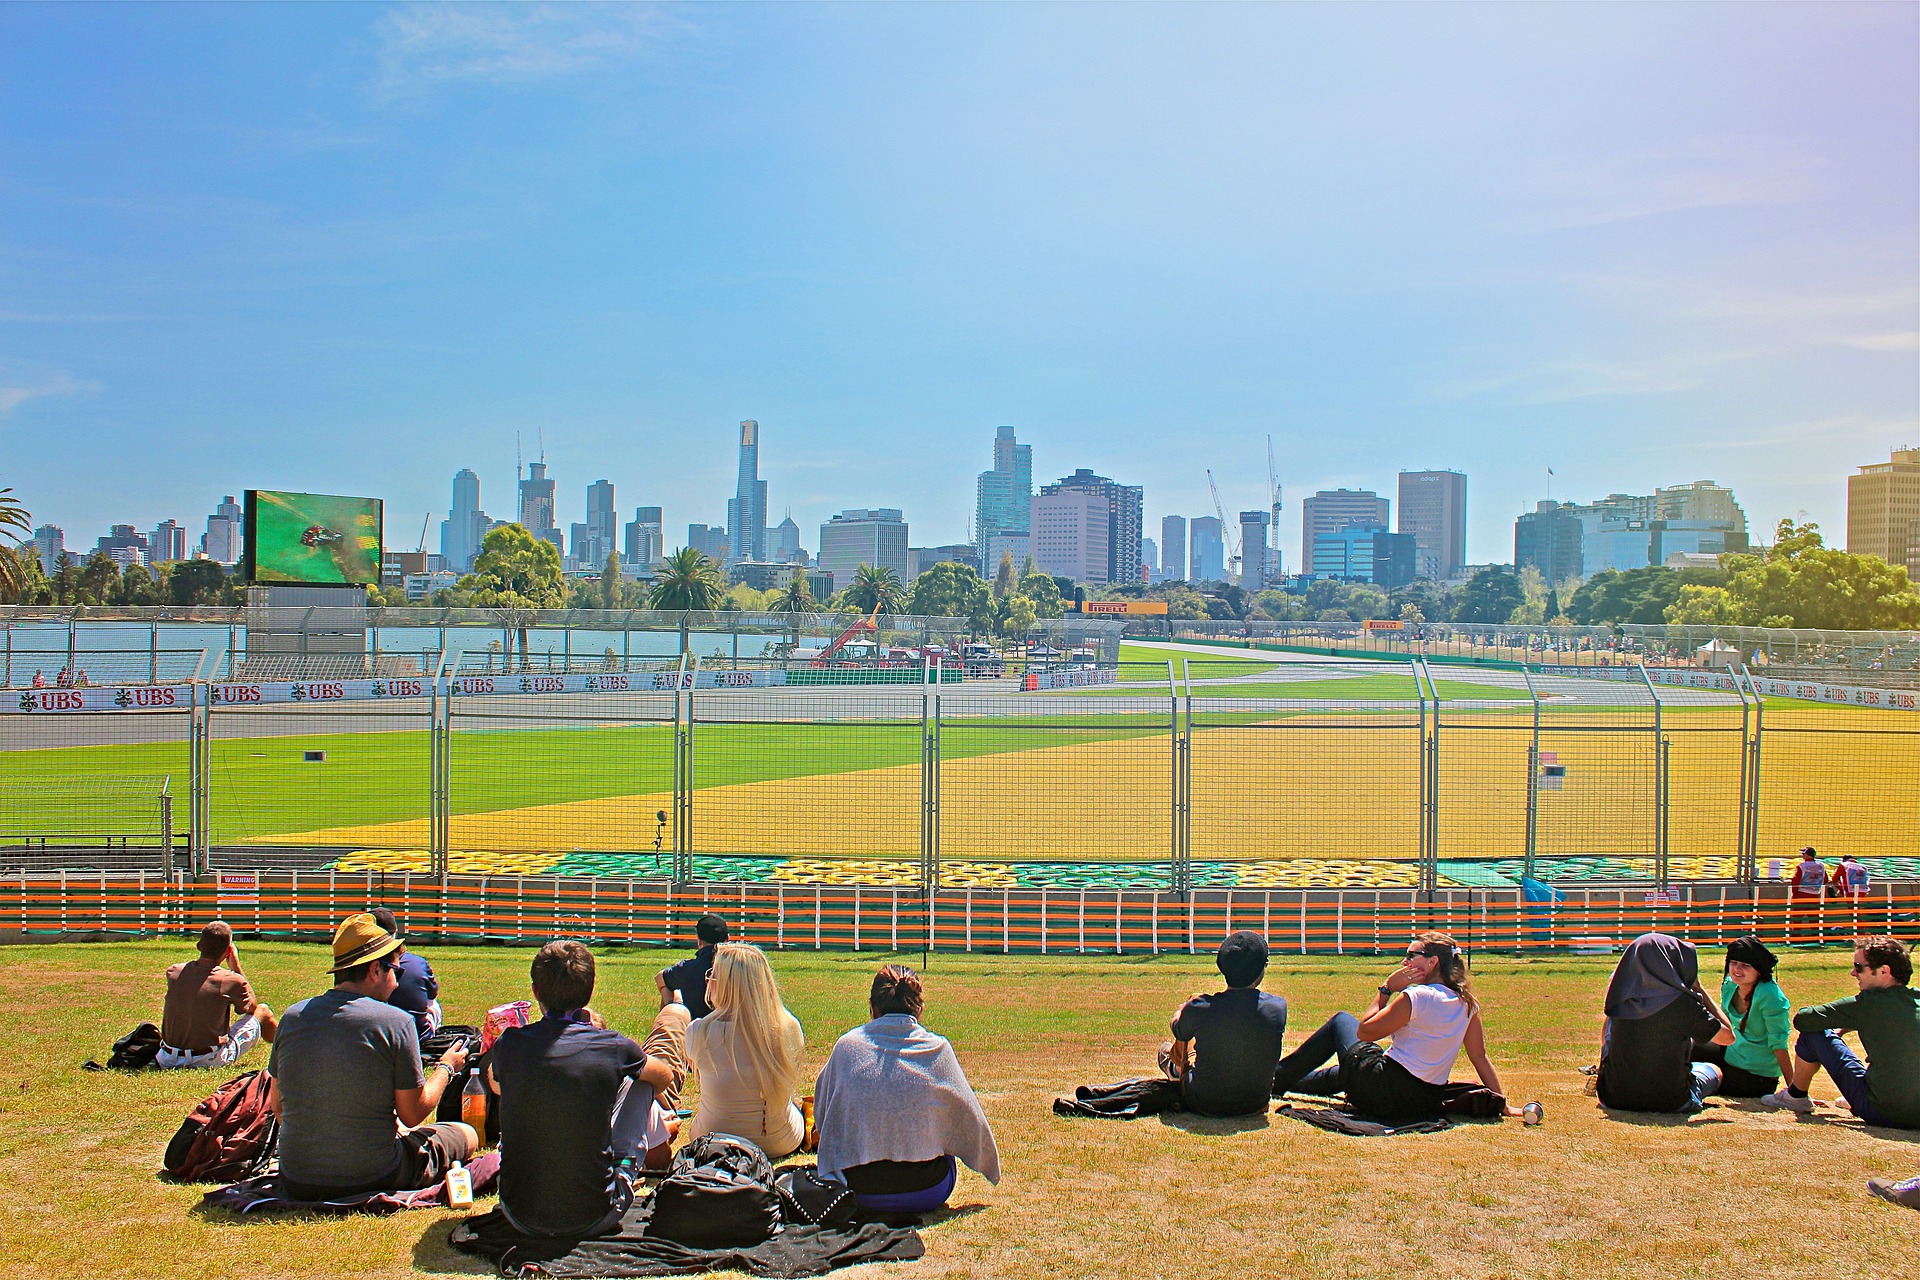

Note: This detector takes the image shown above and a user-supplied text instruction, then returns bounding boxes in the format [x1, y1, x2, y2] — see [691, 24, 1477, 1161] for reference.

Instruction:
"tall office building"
[96, 524, 149, 568]
[772, 514, 802, 563]
[1043, 469, 1143, 585]
[686, 523, 728, 563]
[1848, 447, 1920, 577]
[519, 460, 558, 558]
[818, 509, 910, 587]
[1512, 502, 1585, 585]
[1397, 470, 1468, 581]
[1140, 536, 1158, 579]
[150, 520, 187, 564]
[1160, 516, 1187, 583]
[439, 468, 489, 573]
[1190, 516, 1225, 582]
[975, 425, 1033, 578]
[624, 506, 663, 568]
[1030, 490, 1110, 584]
[201, 496, 243, 565]
[1313, 527, 1417, 588]
[1238, 511, 1271, 590]
[727, 420, 768, 565]
[1302, 489, 1390, 562]
[31, 524, 64, 575]
[572, 479, 615, 568]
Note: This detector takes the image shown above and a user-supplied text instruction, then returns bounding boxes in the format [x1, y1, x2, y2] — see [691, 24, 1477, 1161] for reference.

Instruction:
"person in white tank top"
[1272, 932, 1529, 1122]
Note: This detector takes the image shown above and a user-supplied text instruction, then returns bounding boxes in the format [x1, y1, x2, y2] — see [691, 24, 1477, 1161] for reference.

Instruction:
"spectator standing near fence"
[1829, 856, 1870, 898]
[158, 921, 277, 1069]
[265, 914, 476, 1200]
[1788, 847, 1830, 945]
[1763, 936, 1920, 1129]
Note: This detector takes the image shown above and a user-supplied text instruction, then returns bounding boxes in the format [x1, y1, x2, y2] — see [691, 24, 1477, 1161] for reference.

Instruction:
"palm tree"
[0, 485, 32, 602]
[843, 563, 905, 615]
[649, 548, 726, 651]
[768, 568, 815, 649]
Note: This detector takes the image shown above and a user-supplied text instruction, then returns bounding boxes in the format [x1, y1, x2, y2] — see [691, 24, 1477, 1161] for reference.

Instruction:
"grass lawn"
[4, 940, 1914, 1279]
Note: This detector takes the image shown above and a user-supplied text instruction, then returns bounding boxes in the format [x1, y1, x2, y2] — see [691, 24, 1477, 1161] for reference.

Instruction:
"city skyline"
[1, 5, 1914, 573]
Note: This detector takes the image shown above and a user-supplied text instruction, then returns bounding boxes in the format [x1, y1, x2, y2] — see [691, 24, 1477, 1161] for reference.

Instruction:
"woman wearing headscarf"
[1688, 936, 1792, 1097]
[1596, 933, 1735, 1113]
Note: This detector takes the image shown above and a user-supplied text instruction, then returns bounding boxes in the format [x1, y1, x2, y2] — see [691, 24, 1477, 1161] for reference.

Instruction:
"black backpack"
[647, 1134, 780, 1248]
[773, 1166, 857, 1228]
[100, 1022, 162, 1071]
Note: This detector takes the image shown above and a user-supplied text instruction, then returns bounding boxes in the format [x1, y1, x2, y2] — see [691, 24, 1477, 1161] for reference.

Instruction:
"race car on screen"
[301, 525, 343, 547]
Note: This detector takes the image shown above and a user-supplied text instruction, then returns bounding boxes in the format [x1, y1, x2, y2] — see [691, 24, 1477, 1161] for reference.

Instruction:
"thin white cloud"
[373, 2, 671, 97]
[1428, 350, 1752, 406]
[0, 373, 95, 417]
[1526, 136, 1821, 229]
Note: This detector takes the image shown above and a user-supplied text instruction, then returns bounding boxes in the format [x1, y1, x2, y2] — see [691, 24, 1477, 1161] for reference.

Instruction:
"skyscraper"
[1302, 489, 1390, 566]
[726, 420, 768, 565]
[440, 468, 487, 572]
[1029, 489, 1110, 584]
[150, 520, 186, 564]
[1189, 516, 1225, 582]
[96, 524, 149, 568]
[1397, 470, 1468, 581]
[975, 426, 1033, 578]
[818, 509, 910, 586]
[772, 514, 802, 563]
[1044, 469, 1143, 585]
[201, 496, 243, 565]
[1160, 516, 1187, 583]
[686, 523, 728, 563]
[571, 479, 615, 568]
[624, 506, 663, 567]
[1238, 511, 1270, 590]
[519, 461, 556, 535]
[1847, 448, 1920, 577]
[31, 524, 63, 575]
[1141, 536, 1158, 579]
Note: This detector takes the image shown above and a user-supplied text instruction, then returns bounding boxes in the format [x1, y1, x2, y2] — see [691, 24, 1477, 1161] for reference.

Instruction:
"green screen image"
[246, 490, 383, 585]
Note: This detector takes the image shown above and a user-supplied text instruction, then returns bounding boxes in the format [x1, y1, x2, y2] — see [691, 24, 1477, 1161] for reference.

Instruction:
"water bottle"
[461, 1068, 487, 1139]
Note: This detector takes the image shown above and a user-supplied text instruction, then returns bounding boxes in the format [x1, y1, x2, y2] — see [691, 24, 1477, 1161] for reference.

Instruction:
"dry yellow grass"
[2, 941, 1915, 1280]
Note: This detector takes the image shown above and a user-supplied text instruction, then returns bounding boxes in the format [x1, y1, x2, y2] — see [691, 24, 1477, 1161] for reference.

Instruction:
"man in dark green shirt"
[1762, 936, 1919, 1129]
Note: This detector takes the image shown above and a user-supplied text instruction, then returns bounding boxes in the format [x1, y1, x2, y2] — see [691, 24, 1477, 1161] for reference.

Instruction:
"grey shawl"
[1604, 932, 1699, 1020]
[812, 1014, 1001, 1186]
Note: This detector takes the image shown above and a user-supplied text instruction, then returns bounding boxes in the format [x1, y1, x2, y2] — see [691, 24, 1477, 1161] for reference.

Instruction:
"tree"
[601, 550, 624, 611]
[1016, 568, 1065, 618]
[842, 564, 906, 615]
[1567, 566, 1717, 625]
[769, 568, 814, 614]
[167, 558, 227, 606]
[0, 483, 32, 602]
[1453, 568, 1524, 624]
[908, 562, 990, 622]
[1004, 593, 1037, 641]
[76, 551, 121, 605]
[51, 552, 79, 605]
[648, 546, 726, 651]
[461, 523, 567, 665]
[1510, 566, 1549, 625]
[116, 561, 159, 606]
[1664, 519, 1920, 629]
[1162, 585, 1210, 620]
[992, 553, 1016, 601]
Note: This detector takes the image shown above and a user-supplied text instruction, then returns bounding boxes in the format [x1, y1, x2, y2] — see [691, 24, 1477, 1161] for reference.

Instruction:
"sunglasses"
[1852, 963, 1878, 975]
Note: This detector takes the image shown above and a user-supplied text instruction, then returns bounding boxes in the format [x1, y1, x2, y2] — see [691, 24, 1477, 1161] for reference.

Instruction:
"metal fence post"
[1416, 659, 1439, 895]
[1637, 663, 1667, 885]
[1737, 665, 1764, 884]
[1521, 665, 1542, 881]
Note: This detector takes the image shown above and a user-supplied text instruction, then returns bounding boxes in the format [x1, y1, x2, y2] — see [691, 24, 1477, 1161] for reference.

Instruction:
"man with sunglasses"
[266, 914, 478, 1201]
[1763, 935, 1920, 1129]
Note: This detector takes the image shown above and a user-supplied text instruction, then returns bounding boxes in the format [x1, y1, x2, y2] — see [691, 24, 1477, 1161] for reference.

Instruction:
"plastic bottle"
[461, 1068, 487, 1139]
[445, 1160, 473, 1209]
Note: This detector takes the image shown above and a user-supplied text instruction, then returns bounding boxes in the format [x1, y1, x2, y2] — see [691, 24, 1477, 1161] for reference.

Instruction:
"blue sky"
[2, 2, 1915, 572]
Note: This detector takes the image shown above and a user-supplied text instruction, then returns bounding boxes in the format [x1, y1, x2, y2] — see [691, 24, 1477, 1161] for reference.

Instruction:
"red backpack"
[163, 1070, 279, 1183]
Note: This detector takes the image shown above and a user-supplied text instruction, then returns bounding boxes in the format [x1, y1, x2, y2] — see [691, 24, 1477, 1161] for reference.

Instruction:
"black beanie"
[1216, 931, 1269, 987]
[1724, 935, 1777, 981]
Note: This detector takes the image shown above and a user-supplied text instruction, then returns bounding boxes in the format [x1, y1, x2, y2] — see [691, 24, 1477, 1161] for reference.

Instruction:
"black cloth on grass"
[1275, 1105, 1450, 1137]
[1051, 1077, 1187, 1120]
[449, 1204, 923, 1278]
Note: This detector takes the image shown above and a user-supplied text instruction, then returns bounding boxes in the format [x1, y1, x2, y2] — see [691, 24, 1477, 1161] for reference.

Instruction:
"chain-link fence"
[5, 656, 1919, 893]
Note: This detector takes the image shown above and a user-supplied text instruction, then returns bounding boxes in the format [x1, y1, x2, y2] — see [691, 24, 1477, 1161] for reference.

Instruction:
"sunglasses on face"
[1852, 963, 1877, 975]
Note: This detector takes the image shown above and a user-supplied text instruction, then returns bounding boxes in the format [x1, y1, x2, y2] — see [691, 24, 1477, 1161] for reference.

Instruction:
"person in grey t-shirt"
[266, 913, 475, 1200]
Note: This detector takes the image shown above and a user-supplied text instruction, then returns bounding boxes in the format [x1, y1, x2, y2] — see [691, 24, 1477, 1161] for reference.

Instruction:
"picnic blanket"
[449, 1203, 925, 1278]
[200, 1151, 501, 1216]
[1274, 1104, 1450, 1137]
[1051, 1077, 1187, 1120]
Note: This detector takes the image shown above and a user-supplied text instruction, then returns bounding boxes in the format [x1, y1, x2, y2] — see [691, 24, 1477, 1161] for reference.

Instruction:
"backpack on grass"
[647, 1133, 781, 1248]
[163, 1069, 279, 1184]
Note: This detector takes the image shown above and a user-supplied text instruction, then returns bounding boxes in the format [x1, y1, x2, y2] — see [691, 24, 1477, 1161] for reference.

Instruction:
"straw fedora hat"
[328, 912, 405, 973]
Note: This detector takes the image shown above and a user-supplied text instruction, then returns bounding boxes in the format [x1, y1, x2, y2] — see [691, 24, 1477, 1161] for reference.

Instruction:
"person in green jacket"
[1763, 935, 1920, 1129]
[1689, 936, 1792, 1096]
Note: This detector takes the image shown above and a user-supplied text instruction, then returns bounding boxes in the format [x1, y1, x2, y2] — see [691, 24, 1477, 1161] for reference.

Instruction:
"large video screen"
[245, 490, 383, 586]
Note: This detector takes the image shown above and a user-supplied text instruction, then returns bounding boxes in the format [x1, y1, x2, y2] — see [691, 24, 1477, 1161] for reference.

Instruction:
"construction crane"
[1206, 469, 1241, 580]
[1266, 435, 1283, 580]
[416, 514, 431, 556]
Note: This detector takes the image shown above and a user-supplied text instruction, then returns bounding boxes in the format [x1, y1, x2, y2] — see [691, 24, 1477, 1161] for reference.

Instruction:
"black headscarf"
[1603, 933, 1698, 1020]
[1723, 935, 1777, 983]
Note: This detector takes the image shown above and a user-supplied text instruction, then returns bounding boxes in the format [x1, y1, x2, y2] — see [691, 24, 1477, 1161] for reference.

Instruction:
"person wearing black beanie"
[1157, 931, 1289, 1117]
[1690, 936, 1793, 1097]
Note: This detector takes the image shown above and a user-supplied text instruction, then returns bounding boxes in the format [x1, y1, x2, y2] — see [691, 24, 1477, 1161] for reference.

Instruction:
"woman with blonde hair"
[685, 942, 807, 1158]
[1270, 931, 1520, 1122]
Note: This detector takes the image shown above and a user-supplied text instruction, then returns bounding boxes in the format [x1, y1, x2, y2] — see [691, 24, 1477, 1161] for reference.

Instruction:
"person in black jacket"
[1596, 933, 1734, 1114]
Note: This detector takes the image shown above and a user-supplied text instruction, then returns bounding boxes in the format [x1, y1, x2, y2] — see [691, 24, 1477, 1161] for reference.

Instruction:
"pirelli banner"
[1072, 600, 1170, 615]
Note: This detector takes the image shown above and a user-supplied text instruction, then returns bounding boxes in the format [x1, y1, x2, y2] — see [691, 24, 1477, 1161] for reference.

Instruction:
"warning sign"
[217, 872, 259, 907]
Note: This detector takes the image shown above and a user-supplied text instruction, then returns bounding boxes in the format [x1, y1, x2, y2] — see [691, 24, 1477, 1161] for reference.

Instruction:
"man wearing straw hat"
[266, 913, 477, 1201]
